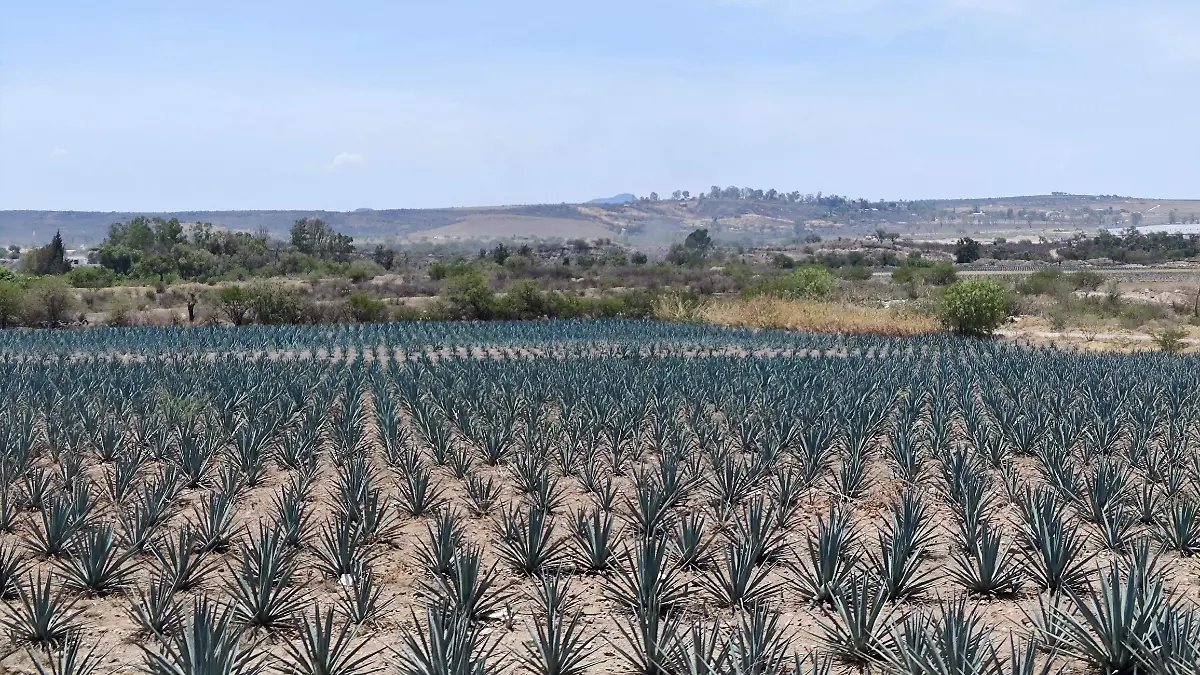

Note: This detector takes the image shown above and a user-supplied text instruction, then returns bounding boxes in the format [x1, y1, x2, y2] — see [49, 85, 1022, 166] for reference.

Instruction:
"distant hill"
[4, 194, 1198, 248]
[588, 193, 636, 205]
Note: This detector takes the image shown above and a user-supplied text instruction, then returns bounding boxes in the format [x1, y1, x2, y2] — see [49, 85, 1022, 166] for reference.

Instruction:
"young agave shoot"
[570, 507, 619, 573]
[396, 465, 446, 518]
[793, 503, 860, 604]
[671, 513, 711, 570]
[496, 503, 565, 576]
[416, 509, 465, 577]
[604, 535, 687, 617]
[225, 523, 306, 632]
[727, 607, 792, 675]
[419, 545, 511, 622]
[0, 572, 86, 648]
[280, 605, 383, 675]
[337, 565, 395, 626]
[817, 574, 895, 664]
[129, 577, 184, 638]
[464, 475, 501, 516]
[395, 603, 501, 675]
[948, 521, 1023, 597]
[517, 577, 598, 675]
[140, 596, 265, 675]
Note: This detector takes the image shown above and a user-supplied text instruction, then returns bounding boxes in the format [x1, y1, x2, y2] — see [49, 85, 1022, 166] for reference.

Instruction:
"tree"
[442, 270, 496, 320]
[682, 190, 690, 200]
[954, 238, 982, 264]
[135, 254, 177, 285]
[0, 280, 23, 329]
[631, 252, 648, 265]
[671, 190, 682, 200]
[99, 246, 138, 275]
[22, 231, 72, 276]
[290, 218, 354, 262]
[373, 245, 396, 270]
[216, 286, 253, 326]
[649, 192, 659, 201]
[489, 243, 511, 265]
[939, 279, 1011, 337]
[683, 228, 713, 253]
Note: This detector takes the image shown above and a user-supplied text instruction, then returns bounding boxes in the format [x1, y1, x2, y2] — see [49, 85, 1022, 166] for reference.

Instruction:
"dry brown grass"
[700, 296, 942, 337]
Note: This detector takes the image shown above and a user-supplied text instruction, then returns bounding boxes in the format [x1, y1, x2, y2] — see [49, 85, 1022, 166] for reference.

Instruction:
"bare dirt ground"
[406, 215, 618, 242]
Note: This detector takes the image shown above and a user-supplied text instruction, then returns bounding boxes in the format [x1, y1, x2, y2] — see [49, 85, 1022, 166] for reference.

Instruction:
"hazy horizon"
[4, 1, 1199, 212]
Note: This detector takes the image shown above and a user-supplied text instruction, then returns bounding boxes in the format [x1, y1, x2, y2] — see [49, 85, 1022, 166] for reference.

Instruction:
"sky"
[2, 0, 1199, 211]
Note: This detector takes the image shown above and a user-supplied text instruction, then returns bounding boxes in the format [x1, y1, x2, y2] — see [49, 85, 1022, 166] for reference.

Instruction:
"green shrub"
[215, 286, 253, 325]
[1016, 268, 1066, 296]
[939, 279, 1011, 337]
[25, 277, 76, 327]
[1118, 303, 1166, 330]
[1153, 327, 1189, 354]
[346, 291, 387, 323]
[744, 265, 834, 300]
[428, 260, 472, 281]
[1068, 269, 1103, 292]
[442, 270, 497, 319]
[892, 261, 955, 286]
[391, 304, 427, 322]
[0, 267, 15, 283]
[346, 260, 384, 283]
[67, 266, 116, 289]
[248, 284, 306, 324]
[922, 261, 957, 286]
[772, 254, 796, 269]
[0, 280, 23, 328]
[837, 265, 873, 281]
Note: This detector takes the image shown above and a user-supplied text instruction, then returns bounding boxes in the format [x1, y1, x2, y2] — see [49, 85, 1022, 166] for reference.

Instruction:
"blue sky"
[3, 0, 1199, 211]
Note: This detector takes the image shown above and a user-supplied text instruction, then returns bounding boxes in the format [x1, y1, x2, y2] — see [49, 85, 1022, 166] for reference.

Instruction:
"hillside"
[4, 193, 1199, 248]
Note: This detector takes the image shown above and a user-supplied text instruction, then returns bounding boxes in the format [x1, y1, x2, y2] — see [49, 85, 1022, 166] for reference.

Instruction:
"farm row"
[0, 322, 1196, 675]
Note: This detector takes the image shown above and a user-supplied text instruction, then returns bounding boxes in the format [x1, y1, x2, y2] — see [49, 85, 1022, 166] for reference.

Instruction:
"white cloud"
[47, 148, 68, 159]
[328, 151, 365, 169]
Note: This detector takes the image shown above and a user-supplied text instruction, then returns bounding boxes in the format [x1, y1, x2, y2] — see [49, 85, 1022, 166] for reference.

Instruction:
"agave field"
[2, 319, 1200, 675]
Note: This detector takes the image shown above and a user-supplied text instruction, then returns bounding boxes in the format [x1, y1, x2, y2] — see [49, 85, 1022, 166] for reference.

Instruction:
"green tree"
[954, 237, 981, 263]
[442, 270, 496, 319]
[372, 245, 396, 270]
[290, 218, 354, 262]
[134, 254, 177, 285]
[22, 231, 72, 276]
[684, 228, 713, 253]
[772, 254, 796, 269]
[99, 245, 139, 275]
[630, 252, 648, 265]
[939, 279, 1011, 337]
[67, 266, 116, 289]
[216, 286, 253, 326]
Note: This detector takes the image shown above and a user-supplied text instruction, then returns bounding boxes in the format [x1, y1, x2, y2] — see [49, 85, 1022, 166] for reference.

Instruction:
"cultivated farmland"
[0, 320, 1196, 675]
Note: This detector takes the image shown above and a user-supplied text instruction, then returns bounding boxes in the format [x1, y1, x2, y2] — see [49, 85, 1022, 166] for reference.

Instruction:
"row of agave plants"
[0, 328, 1199, 675]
